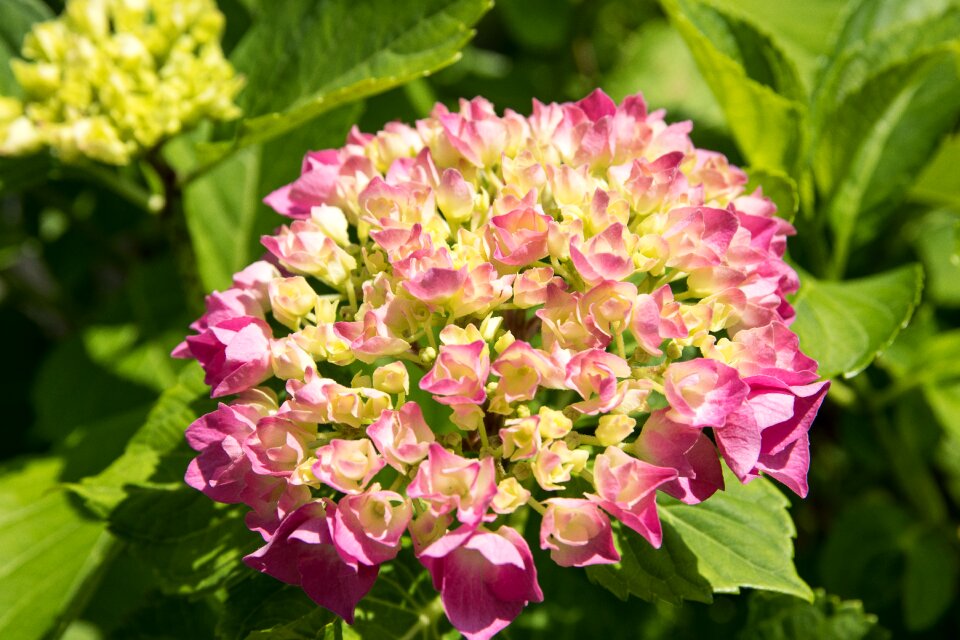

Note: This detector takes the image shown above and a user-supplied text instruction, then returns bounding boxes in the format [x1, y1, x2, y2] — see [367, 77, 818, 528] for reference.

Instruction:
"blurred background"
[2, 0, 959, 638]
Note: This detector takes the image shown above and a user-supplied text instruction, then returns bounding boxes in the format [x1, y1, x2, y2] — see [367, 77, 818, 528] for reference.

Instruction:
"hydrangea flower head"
[176, 89, 828, 639]
[0, 0, 242, 164]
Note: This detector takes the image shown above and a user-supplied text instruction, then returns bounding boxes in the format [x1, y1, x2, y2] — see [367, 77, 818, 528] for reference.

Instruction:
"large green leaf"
[191, 0, 491, 175]
[0, 457, 111, 640]
[911, 209, 960, 308]
[790, 265, 924, 379]
[171, 105, 359, 292]
[217, 574, 337, 640]
[177, 144, 263, 293]
[812, 7, 960, 125]
[109, 487, 256, 595]
[661, 470, 812, 601]
[827, 0, 956, 63]
[591, 468, 810, 604]
[911, 134, 960, 208]
[67, 362, 212, 517]
[705, 0, 845, 86]
[814, 45, 960, 270]
[586, 520, 713, 605]
[661, 0, 806, 174]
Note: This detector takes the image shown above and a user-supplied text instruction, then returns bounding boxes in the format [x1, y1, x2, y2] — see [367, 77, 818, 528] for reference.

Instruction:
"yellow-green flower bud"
[269, 276, 318, 330]
[595, 415, 636, 446]
[0, 0, 243, 165]
[372, 362, 410, 395]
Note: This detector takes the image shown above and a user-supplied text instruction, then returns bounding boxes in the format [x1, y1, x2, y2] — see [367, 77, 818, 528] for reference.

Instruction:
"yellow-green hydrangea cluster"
[0, 0, 243, 164]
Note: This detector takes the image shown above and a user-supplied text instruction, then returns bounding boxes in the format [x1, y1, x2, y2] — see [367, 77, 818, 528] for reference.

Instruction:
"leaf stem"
[63, 160, 164, 214]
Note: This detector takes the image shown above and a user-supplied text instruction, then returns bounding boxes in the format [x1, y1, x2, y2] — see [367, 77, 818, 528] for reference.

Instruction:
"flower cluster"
[0, 0, 242, 164]
[175, 89, 828, 639]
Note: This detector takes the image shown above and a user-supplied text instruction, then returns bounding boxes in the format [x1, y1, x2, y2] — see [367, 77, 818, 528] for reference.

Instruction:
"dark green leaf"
[218, 573, 336, 640]
[109, 487, 256, 595]
[741, 589, 887, 640]
[67, 362, 212, 517]
[902, 529, 957, 630]
[661, 468, 812, 601]
[661, 0, 806, 173]
[819, 496, 911, 607]
[790, 265, 924, 379]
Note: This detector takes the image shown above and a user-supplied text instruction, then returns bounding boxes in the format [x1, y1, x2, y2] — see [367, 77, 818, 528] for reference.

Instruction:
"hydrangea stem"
[397, 596, 445, 640]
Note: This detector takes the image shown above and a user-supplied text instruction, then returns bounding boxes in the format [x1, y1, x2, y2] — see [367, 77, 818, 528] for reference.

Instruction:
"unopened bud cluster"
[175, 90, 828, 639]
[0, 0, 242, 164]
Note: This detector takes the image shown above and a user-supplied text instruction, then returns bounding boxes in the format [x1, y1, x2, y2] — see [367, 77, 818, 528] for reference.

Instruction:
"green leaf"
[0, 457, 111, 640]
[171, 105, 359, 292]
[828, 0, 956, 62]
[602, 20, 724, 130]
[744, 167, 798, 221]
[661, 0, 806, 173]
[926, 380, 960, 442]
[67, 362, 212, 517]
[81, 324, 181, 392]
[911, 209, 960, 308]
[586, 521, 714, 605]
[812, 7, 960, 125]
[814, 44, 960, 270]
[194, 0, 491, 173]
[0, 0, 52, 96]
[497, 0, 573, 52]
[179, 144, 262, 293]
[704, 0, 845, 86]
[218, 574, 337, 640]
[661, 468, 812, 601]
[911, 133, 960, 208]
[109, 487, 256, 595]
[591, 467, 810, 604]
[902, 528, 958, 631]
[819, 496, 911, 607]
[741, 589, 887, 640]
[790, 265, 924, 379]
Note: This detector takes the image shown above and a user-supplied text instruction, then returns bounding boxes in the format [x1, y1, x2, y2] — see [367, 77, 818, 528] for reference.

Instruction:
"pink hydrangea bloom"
[243, 500, 377, 623]
[184, 316, 273, 397]
[178, 89, 828, 637]
[408, 443, 497, 529]
[419, 526, 543, 640]
[540, 498, 620, 567]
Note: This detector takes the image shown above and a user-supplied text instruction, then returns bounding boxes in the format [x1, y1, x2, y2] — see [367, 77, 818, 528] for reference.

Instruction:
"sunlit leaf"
[791, 265, 924, 378]
[662, 0, 806, 174]
[662, 470, 812, 601]
[0, 457, 111, 640]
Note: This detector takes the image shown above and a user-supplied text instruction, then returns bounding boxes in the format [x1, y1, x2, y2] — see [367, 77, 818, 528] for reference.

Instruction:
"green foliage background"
[1, 0, 959, 638]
